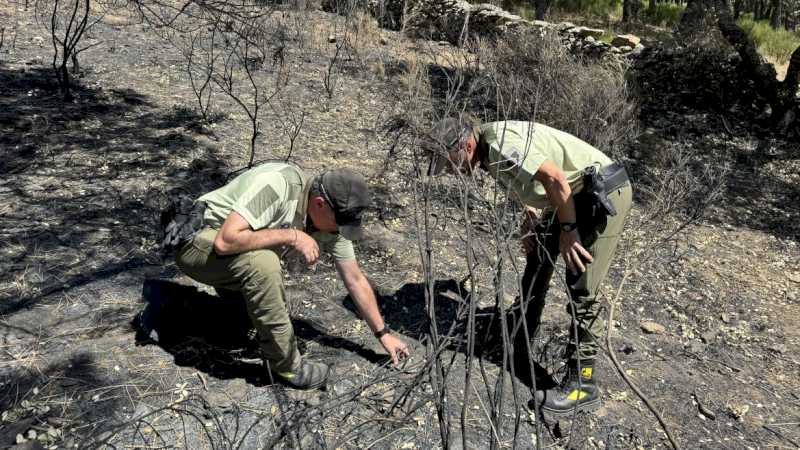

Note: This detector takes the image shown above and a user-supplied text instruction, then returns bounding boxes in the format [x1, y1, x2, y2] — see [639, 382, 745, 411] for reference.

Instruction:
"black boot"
[276, 359, 331, 390]
[531, 360, 600, 417]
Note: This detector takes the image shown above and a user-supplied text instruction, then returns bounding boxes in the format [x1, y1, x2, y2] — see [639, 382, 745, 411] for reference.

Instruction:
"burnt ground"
[1, 3, 800, 449]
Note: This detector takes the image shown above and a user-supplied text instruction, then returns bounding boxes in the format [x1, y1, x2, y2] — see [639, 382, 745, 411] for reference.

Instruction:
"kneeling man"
[173, 162, 410, 389]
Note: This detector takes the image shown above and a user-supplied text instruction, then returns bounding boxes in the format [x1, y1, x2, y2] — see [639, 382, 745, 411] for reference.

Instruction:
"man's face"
[446, 147, 470, 174]
[308, 196, 337, 232]
[429, 134, 477, 176]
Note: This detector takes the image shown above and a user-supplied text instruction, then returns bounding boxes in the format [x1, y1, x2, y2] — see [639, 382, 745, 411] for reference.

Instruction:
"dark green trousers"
[175, 228, 300, 373]
[516, 183, 632, 363]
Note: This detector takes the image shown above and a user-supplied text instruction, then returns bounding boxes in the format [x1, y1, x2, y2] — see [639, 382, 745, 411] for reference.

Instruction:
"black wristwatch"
[560, 222, 578, 232]
[374, 326, 391, 339]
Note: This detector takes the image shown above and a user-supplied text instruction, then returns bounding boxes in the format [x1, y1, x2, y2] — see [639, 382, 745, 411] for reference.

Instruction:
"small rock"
[769, 343, 787, 353]
[700, 331, 717, 344]
[640, 321, 666, 334]
[688, 341, 706, 353]
[379, 36, 388, 45]
[627, 43, 646, 58]
[617, 343, 636, 354]
[556, 21, 576, 31]
[787, 271, 800, 284]
[575, 26, 605, 39]
[728, 403, 750, 421]
[32, 36, 45, 47]
[585, 36, 596, 44]
[619, 45, 633, 52]
[327, 35, 336, 43]
[11, 441, 45, 450]
[611, 33, 641, 47]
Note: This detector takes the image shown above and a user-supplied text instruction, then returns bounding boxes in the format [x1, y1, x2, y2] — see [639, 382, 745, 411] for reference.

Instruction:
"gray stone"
[611, 33, 641, 48]
[627, 43, 646, 58]
[619, 45, 633, 52]
[575, 26, 604, 39]
[327, 35, 336, 43]
[688, 340, 706, 353]
[585, 36, 596, 44]
[700, 331, 717, 343]
[640, 321, 666, 334]
[556, 21, 576, 31]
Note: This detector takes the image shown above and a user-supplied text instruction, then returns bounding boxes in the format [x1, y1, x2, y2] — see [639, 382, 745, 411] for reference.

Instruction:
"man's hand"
[560, 229, 593, 275]
[293, 230, 320, 264]
[379, 333, 411, 366]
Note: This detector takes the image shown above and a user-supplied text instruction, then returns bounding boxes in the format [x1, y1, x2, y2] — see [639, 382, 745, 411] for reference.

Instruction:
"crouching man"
[424, 116, 632, 416]
[170, 163, 410, 390]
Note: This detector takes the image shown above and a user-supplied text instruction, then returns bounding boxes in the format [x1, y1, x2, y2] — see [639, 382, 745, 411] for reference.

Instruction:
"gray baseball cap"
[319, 169, 370, 241]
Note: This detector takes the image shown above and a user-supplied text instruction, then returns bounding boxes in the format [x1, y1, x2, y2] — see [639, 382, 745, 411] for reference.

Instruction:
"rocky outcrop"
[381, 0, 532, 43]
[558, 25, 645, 60]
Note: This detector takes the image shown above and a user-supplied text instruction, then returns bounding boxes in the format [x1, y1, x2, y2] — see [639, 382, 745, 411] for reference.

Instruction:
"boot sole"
[540, 397, 602, 418]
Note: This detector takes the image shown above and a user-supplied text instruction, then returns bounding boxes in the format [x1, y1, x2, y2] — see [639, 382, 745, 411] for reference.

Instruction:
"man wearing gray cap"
[424, 115, 632, 416]
[171, 162, 410, 389]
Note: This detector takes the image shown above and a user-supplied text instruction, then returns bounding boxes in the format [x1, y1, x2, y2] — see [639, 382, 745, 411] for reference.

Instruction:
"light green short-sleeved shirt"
[199, 162, 356, 261]
[480, 121, 613, 209]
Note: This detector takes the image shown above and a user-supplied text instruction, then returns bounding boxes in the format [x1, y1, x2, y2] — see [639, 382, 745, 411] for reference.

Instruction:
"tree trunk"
[622, 0, 643, 22]
[769, 0, 781, 28]
[718, 14, 799, 130]
[534, 0, 549, 20]
[678, 0, 729, 34]
[733, 0, 743, 19]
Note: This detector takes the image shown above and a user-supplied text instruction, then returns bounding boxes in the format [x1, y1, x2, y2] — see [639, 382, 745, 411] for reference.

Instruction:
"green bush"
[500, 0, 621, 19]
[737, 15, 800, 63]
[642, 2, 684, 27]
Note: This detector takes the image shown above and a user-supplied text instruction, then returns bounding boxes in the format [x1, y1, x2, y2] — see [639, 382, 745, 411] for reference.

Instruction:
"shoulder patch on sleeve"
[245, 184, 279, 220]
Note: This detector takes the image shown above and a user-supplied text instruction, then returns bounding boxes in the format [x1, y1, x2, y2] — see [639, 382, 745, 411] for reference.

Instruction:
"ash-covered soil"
[1, 3, 799, 449]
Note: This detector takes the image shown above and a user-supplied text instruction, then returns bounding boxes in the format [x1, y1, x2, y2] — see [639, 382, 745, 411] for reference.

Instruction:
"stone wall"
[322, 0, 645, 59]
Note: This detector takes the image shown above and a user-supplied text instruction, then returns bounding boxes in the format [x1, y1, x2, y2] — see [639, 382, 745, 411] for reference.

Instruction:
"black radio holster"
[582, 165, 618, 218]
[161, 196, 207, 253]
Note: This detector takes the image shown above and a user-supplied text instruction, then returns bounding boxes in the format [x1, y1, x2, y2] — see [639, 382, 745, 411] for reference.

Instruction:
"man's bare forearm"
[546, 176, 578, 225]
[338, 262, 385, 333]
[215, 227, 296, 256]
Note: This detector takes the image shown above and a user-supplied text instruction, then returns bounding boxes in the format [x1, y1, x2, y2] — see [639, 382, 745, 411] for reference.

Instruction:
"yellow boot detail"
[566, 390, 589, 401]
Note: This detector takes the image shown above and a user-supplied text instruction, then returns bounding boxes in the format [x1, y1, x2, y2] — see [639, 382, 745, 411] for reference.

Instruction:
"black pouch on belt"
[582, 162, 629, 218]
[161, 196, 207, 253]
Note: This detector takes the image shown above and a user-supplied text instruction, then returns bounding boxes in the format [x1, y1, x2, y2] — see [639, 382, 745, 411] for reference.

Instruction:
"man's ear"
[311, 196, 327, 209]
